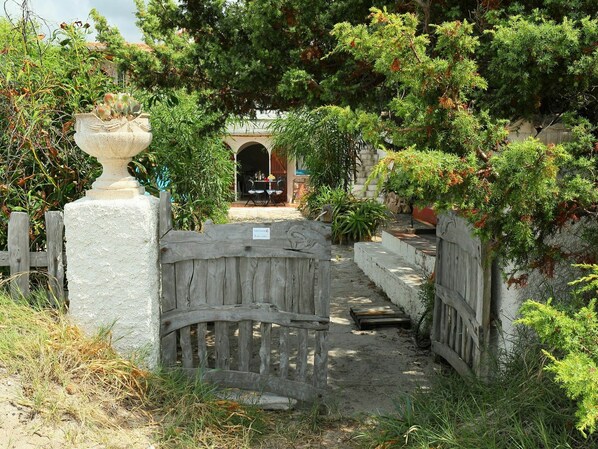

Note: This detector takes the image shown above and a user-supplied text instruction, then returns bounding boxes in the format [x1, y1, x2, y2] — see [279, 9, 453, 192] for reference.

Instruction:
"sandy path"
[327, 244, 436, 416]
[229, 206, 437, 416]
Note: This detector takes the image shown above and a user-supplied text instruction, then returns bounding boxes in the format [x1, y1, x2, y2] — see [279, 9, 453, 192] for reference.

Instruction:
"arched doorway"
[237, 143, 269, 198]
[223, 115, 295, 203]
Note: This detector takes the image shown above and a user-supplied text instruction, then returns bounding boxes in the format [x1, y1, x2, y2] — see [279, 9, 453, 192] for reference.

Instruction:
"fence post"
[8, 212, 30, 298]
[64, 196, 161, 369]
[45, 211, 65, 300]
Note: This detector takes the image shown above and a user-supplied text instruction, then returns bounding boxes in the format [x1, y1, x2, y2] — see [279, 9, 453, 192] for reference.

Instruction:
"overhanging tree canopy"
[94, 0, 596, 122]
[92, 0, 597, 274]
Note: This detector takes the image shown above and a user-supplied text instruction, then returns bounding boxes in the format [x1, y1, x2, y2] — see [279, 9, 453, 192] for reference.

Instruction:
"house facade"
[224, 113, 309, 204]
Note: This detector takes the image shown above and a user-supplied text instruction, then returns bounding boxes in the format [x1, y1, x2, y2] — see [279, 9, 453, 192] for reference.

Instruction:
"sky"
[2, 0, 143, 42]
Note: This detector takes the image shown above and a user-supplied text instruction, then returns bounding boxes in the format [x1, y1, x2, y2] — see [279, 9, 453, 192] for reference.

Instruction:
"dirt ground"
[0, 208, 437, 448]
[326, 244, 436, 417]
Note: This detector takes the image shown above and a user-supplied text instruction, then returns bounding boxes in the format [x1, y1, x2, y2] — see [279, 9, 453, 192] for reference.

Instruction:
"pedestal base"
[64, 195, 160, 369]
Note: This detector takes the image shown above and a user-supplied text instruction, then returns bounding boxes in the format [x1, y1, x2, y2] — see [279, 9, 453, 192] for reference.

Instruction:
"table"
[253, 180, 276, 205]
[244, 179, 275, 206]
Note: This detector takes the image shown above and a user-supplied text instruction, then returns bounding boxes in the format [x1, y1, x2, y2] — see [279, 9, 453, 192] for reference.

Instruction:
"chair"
[245, 178, 265, 206]
[266, 178, 285, 205]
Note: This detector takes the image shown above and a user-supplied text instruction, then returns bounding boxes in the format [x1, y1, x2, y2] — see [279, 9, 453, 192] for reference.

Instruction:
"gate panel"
[432, 213, 492, 378]
[158, 192, 331, 401]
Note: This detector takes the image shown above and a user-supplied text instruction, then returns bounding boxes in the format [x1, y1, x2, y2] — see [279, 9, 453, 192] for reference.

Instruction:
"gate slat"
[161, 263, 177, 365]
[159, 191, 173, 237]
[450, 307, 457, 350]
[45, 212, 65, 301]
[200, 369, 323, 402]
[296, 259, 313, 382]
[238, 258, 256, 372]
[176, 260, 194, 369]
[208, 259, 229, 370]
[161, 305, 328, 332]
[224, 258, 240, 369]
[161, 222, 330, 262]
[279, 327, 290, 378]
[191, 260, 209, 369]
[260, 323, 271, 375]
[314, 259, 330, 389]
[270, 258, 289, 378]
[284, 258, 298, 377]
[255, 258, 272, 375]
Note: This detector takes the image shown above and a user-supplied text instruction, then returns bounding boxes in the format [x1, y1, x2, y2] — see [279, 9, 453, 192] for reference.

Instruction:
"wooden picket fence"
[0, 211, 65, 299]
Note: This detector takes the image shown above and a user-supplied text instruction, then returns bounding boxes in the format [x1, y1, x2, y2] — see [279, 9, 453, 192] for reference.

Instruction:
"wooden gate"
[158, 192, 331, 401]
[432, 213, 492, 378]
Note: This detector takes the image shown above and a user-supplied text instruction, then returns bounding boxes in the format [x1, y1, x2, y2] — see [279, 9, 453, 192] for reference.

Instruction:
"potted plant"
[74, 93, 151, 199]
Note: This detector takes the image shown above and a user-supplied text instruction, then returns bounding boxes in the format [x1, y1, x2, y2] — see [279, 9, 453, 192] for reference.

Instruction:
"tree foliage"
[136, 91, 235, 228]
[484, 14, 598, 120]
[0, 15, 115, 248]
[337, 9, 598, 274]
[93, 1, 597, 121]
[270, 107, 361, 191]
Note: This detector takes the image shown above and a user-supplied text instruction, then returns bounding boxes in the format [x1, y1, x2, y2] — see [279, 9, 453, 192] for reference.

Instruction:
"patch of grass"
[146, 369, 263, 448]
[255, 404, 364, 449]
[366, 345, 598, 449]
[0, 290, 264, 448]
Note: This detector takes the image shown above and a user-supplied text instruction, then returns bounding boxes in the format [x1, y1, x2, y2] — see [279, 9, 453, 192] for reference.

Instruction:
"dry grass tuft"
[0, 290, 263, 448]
[0, 290, 149, 429]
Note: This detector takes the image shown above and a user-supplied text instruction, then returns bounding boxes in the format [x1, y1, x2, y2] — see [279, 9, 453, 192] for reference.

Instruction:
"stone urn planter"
[74, 112, 152, 199]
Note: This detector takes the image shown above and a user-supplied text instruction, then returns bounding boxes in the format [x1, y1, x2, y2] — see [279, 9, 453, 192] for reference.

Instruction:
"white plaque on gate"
[253, 228, 271, 240]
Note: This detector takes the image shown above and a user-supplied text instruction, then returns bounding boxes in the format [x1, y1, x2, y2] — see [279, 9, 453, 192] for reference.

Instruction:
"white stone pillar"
[64, 195, 160, 369]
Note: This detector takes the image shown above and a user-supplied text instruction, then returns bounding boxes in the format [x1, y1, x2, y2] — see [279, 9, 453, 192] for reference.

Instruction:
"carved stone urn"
[74, 112, 152, 199]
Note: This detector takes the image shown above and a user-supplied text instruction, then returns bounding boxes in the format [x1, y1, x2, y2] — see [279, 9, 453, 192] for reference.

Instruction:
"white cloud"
[1, 0, 143, 42]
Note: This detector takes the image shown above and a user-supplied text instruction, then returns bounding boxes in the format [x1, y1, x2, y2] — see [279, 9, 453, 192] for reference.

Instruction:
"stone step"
[381, 230, 436, 274]
[357, 162, 377, 170]
[358, 161, 377, 167]
[359, 153, 378, 161]
[354, 242, 427, 320]
[352, 188, 367, 198]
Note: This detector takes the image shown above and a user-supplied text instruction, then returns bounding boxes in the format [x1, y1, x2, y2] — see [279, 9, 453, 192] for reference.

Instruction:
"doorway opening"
[237, 144, 269, 199]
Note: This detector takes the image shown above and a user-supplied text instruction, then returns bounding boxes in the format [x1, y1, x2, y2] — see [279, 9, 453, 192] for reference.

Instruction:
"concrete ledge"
[381, 231, 436, 274]
[354, 242, 426, 320]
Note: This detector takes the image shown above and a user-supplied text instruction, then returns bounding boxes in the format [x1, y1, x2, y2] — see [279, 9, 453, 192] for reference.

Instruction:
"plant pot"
[74, 112, 152, 199]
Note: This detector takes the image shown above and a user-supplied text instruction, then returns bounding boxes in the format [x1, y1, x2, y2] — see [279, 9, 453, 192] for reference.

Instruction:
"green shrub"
[302, 186, 389, 243]
[135, 91, 235, 228]
[332, 199, 388, 243]
[300, 186, 352, 219]
[0, 17, 116, 249]
[518, 264, 598, 436]
[271, 107, 360, 192]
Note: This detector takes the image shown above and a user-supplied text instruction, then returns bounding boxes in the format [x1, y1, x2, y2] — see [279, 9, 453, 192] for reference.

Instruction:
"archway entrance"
[237, 144, 269, 198]
[223, 115, 294, 203]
